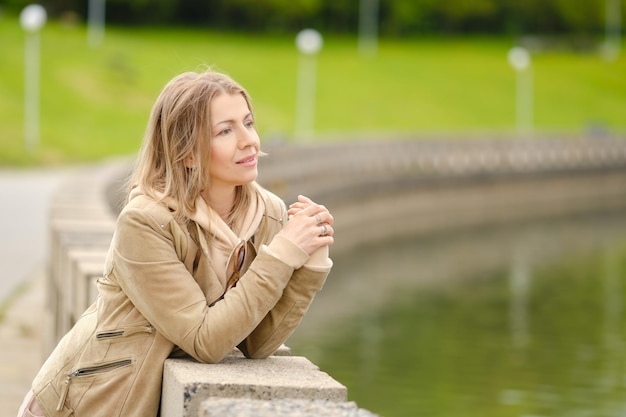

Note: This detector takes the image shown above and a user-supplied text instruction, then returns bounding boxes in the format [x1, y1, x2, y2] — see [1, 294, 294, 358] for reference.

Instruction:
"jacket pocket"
[96, 324, 153, 340]
[57, 359, 133, 412]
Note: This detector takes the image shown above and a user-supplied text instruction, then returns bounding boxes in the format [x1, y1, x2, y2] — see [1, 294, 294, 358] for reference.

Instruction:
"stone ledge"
[198, 398, 379, 417]
[46, 137, 626, 417]
[161, 354, 348, 417]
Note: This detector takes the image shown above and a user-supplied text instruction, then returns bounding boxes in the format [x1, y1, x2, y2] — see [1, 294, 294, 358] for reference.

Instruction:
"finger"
[299, 196, 328, 215]
[293, 204, 321, 217]
[319, 211, 333, 226]
[319, 224, 334, 237]
[288, 200, 309, 209]
[288, 203, 307, 212]
[313, 211, 333, 225]
[287, 208, 306, 219]
[298, 195, 316, 205]
[286, 205, 316, 225]
[320, 235, 334, 246]
[310, 205, 332, 222]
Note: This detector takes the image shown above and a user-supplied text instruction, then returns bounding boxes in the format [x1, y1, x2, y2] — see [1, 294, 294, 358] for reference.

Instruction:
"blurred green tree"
[2, 0, 620, 36]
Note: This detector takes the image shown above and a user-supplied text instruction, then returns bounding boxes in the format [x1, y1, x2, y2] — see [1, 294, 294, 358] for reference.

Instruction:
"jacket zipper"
[57, 359, 132, 411]
[96, 324, 153, 339]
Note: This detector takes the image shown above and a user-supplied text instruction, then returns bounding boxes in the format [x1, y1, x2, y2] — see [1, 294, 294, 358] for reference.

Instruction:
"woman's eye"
[245, 120, 255, 129]
[219, 128, 231, 136]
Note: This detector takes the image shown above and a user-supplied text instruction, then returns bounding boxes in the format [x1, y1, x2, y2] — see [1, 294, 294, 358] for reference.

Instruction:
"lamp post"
[507, 47, 533, 137]
[294, 29, 323, 141]
[358, 0, 379, 57]
[87, 0, 106, 48]
[20, 4, 47, 151]
[603, 0, 621, 61]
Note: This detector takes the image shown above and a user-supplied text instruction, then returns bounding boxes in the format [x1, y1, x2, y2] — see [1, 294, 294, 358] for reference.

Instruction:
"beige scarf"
[189, 190, 265, 287]
[129, 186, 266, 288]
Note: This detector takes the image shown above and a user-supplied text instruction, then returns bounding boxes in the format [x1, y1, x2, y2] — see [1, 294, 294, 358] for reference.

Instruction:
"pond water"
[288, 210, 626, 417]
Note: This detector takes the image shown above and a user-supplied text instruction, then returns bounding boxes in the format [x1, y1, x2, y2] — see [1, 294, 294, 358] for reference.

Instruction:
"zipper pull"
[124, 324, 154, 338]
[57, 373, 72, 411]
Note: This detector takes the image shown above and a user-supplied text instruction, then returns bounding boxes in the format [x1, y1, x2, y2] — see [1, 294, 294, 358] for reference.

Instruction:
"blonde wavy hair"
[128, 69, 260, 223]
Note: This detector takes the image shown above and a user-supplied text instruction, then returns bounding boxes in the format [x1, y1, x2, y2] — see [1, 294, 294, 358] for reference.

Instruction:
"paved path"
[0, 168, 74, 417]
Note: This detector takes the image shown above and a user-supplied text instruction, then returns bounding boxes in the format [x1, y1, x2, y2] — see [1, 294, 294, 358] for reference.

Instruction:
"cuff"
[263, 234, 309, 270]
[303, 245, 333, 272]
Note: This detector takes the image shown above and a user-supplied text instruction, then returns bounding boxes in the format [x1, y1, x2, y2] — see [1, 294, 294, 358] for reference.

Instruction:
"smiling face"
[207, 93, 260, 195]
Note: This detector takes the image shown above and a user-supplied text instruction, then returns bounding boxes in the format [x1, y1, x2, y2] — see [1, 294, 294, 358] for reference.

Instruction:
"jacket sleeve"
[111, 205, 298, 364]
[237, 249, 331, 359]
[237, 229, 333, 358]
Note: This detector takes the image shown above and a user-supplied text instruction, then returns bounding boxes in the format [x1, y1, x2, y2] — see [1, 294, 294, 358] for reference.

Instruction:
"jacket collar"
[129, 185, 265, 286]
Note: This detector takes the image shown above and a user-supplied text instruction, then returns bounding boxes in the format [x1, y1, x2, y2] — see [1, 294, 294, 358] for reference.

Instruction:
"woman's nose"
[238, 125, 258, 147]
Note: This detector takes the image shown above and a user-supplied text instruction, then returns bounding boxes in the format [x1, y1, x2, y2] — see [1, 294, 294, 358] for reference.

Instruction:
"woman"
[18, 69, 334, 417]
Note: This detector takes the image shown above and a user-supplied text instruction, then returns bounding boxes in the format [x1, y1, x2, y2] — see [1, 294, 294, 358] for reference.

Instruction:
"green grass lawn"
[1, 15, 624, 166]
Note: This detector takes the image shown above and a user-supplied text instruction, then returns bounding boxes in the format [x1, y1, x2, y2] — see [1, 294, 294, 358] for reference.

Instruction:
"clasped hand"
[278, 195, 334, 256]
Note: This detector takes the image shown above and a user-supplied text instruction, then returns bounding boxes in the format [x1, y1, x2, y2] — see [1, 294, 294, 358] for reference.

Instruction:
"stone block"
[71, 254, 106, 322]
[198, 398, 379, 417]
[161, 355, 347, 417]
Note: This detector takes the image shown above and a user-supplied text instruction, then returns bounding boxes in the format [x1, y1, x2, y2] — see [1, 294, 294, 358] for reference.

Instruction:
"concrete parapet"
[198, 398, 379, 417]
[46, 137, 626, 417]
[68, 250, 107, 319]
[45, 159, 129, 352]
[258, 137, 626, 255]
[161, 354, 348, 417]
[259, 137, 626, 206]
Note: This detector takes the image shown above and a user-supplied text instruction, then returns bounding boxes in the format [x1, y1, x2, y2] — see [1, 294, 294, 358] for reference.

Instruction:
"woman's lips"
[236, 155, 257, 166]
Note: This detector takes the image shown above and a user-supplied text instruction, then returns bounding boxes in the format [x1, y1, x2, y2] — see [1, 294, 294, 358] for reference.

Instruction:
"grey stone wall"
[47, 136, 626, 416]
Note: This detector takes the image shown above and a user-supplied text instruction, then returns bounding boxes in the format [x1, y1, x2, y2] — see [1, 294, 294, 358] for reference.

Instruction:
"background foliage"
[1, 2, 624, 166]
[1, 0, 622, 35]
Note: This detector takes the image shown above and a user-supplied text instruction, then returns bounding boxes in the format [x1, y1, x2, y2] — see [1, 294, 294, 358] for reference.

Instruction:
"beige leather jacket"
[32, 189, 331, 417]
